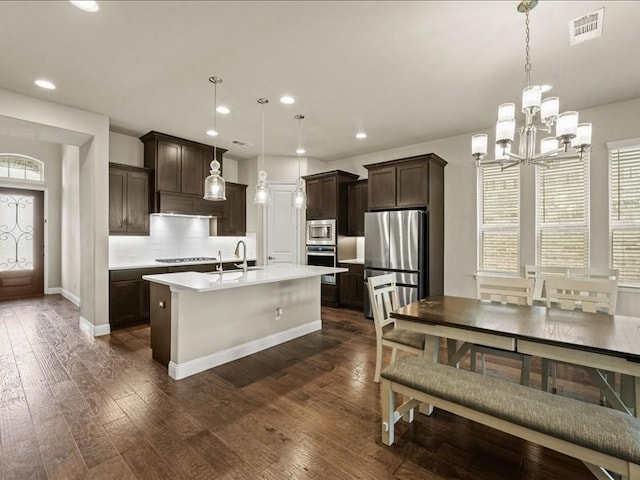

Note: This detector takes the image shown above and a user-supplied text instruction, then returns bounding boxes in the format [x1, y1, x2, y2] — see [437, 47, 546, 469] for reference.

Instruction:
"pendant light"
[253, 98, 271, 205]
[292, 114, 307, 209]
[204, 76, 226, 201]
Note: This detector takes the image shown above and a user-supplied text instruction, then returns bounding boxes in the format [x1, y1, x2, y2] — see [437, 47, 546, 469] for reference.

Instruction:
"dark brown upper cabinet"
[347, 179, 368, 236]
[140, 131, 227, 217]
[216, 182, 247, 236]
[303, 170, 359, 234]
[109, 163, 151, 235]
[364, 153, 447, 210]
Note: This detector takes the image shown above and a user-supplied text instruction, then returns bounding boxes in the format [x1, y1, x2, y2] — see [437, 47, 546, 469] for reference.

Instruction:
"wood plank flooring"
[0, 295, 606, 479]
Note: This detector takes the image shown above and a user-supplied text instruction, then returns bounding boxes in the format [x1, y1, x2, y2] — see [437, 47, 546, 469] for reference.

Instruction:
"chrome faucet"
[216, 250, 223, 273]
[234, 240, 247, 272]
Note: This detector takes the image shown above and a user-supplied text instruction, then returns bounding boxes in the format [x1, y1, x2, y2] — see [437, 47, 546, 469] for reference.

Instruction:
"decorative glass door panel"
[0, 188, 44, 299]
[0, 193, 35, 271]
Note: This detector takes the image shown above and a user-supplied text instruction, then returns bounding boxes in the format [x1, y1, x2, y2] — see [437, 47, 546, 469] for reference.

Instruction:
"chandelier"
[471, 0, 592, 169]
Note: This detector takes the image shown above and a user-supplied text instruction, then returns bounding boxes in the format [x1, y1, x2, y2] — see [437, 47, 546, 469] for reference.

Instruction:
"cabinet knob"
[268, 256, 275, 260]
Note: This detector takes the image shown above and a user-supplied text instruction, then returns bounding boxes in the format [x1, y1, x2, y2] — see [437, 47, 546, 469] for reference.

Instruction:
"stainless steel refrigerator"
[364, 209, 428, 317]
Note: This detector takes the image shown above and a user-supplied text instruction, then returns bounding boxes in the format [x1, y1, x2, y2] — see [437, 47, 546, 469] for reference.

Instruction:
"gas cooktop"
[155, 257, 217, 264]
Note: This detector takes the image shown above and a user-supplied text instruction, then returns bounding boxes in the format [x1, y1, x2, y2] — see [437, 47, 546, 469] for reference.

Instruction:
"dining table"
[390, 295, 640, 417]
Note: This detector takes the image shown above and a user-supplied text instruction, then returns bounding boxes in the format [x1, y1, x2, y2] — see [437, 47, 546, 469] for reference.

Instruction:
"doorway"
[0, 187, 44, 299]
[266, 183, 301, 265]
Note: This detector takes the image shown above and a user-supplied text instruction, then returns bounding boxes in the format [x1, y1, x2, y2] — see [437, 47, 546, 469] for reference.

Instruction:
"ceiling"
[1, 1, 639, 162]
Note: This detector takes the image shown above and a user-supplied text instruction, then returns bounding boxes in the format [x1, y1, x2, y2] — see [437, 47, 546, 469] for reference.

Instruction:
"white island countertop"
[142, 264, 347, 293]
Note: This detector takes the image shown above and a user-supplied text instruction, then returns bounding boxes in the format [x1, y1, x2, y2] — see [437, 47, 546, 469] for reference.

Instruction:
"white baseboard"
[46, 287, 81, 307]
[168, 319, 322, 380]
[79, 316, 111, 337]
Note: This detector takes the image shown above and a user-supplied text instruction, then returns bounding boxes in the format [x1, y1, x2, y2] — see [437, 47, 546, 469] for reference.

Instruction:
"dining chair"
[545, 277, 618, 314]
[472, 275, 535, 385]
[542, 276, 619, 393]
[367, 274, 427, 383]
[524, 265, 569, 303]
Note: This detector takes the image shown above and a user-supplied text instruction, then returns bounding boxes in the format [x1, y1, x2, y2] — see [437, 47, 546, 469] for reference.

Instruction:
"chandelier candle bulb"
[556, 111, 579, 138]
[540, 97, 559, 122]
[540, 137, 558, 155]
[498, 103, 516, 121]
[496, 119, 516, 142]
[522, 86, 542, 110]
[472, 134, 488, 156]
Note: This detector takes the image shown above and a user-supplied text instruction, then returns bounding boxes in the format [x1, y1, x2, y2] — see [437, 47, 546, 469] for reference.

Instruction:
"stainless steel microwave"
[306, 219, 336, 245]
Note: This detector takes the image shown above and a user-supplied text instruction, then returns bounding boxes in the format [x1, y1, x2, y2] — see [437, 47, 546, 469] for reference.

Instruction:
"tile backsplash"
[109, 215, 256, 267]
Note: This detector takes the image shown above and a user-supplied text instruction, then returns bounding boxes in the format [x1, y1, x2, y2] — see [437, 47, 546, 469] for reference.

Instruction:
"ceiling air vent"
[231, 140, 253, 147]
[569, 7, 604, 46]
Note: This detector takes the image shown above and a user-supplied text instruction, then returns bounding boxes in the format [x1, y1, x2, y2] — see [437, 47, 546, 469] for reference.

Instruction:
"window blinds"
[609, 145, 640, 283]
[535, 155, 589, 268]
[477, 164, 520, 273]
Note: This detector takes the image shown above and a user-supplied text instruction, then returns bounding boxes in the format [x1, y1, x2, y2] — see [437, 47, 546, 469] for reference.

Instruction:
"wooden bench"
[380, 357, 640, 479]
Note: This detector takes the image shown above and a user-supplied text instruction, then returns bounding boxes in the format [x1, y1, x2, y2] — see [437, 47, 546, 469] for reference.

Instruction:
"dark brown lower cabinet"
[321, 284, 339, 307]
[338, 263, 364, 310]
[109, 267, 167, 329]
[150, 283, 172, 366]
[109, 262, 257, 329]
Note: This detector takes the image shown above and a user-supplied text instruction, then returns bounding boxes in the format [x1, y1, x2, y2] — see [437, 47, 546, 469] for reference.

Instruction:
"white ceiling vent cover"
[569, 7, 604, 46]
[231, 140, 254, 147]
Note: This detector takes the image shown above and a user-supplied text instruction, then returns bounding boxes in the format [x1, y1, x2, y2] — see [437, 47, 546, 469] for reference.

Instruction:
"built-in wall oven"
[306, 245, 337, 285]
[306, 219, 336, 246]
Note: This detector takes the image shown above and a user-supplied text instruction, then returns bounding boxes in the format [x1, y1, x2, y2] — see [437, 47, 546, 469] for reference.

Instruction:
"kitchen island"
[142, 264, 347, 380]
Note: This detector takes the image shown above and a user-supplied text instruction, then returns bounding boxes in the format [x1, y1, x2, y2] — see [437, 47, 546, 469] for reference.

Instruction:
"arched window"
[0, 154, 45, 182]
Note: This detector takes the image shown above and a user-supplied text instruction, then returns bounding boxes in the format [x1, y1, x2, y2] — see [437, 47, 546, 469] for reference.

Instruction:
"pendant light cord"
[297, 116, 302, 178]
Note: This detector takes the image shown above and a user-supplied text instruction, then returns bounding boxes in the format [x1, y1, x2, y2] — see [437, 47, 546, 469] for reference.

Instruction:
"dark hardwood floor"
[0, 295, 604, 479]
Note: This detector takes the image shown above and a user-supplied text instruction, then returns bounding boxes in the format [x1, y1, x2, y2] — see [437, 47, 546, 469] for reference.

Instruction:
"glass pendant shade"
[496, 119, 515, 142]
[204, 159, 226, 200]
[522, 85, 542, 110]
[498, 103, 515, 121]
[540, 97, 559, 121]
[472, 134, 488, 156]
[572, 123, 592, 147]
[292, 177, 306, 209]
[556, 111, 579, 138]
[253, 170, 271, 205]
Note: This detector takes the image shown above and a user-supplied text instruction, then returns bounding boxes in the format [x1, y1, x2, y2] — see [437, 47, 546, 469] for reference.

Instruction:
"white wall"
[0, 134, 63, 290]
[0, 88, 110, 334]
[323, 97, 640, 316]
[61, 145, 81, 304]
[109, 131, 143, 167]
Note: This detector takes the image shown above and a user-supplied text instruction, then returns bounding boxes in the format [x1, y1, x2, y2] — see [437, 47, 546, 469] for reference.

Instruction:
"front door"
[266, 183, 298, 265]
[0, 188, 44, 299]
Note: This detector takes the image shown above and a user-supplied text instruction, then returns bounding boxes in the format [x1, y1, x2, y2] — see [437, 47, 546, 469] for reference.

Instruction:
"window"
[535, 155, 589, 268]
[0, 154, 44, 182]
[609, 143, 640, 284]
[477, 164, 520, 273]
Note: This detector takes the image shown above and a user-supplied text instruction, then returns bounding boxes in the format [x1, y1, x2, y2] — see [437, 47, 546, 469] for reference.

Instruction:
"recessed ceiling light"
[280, 96, 295, 105]
[206, 130, 218, 137]
[70, 1, 100, 12]
[216, 106, 230, 115]
[355, 132, 367, 139]
[296, 148, 306, 155]
[34, 79, 56, 90]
